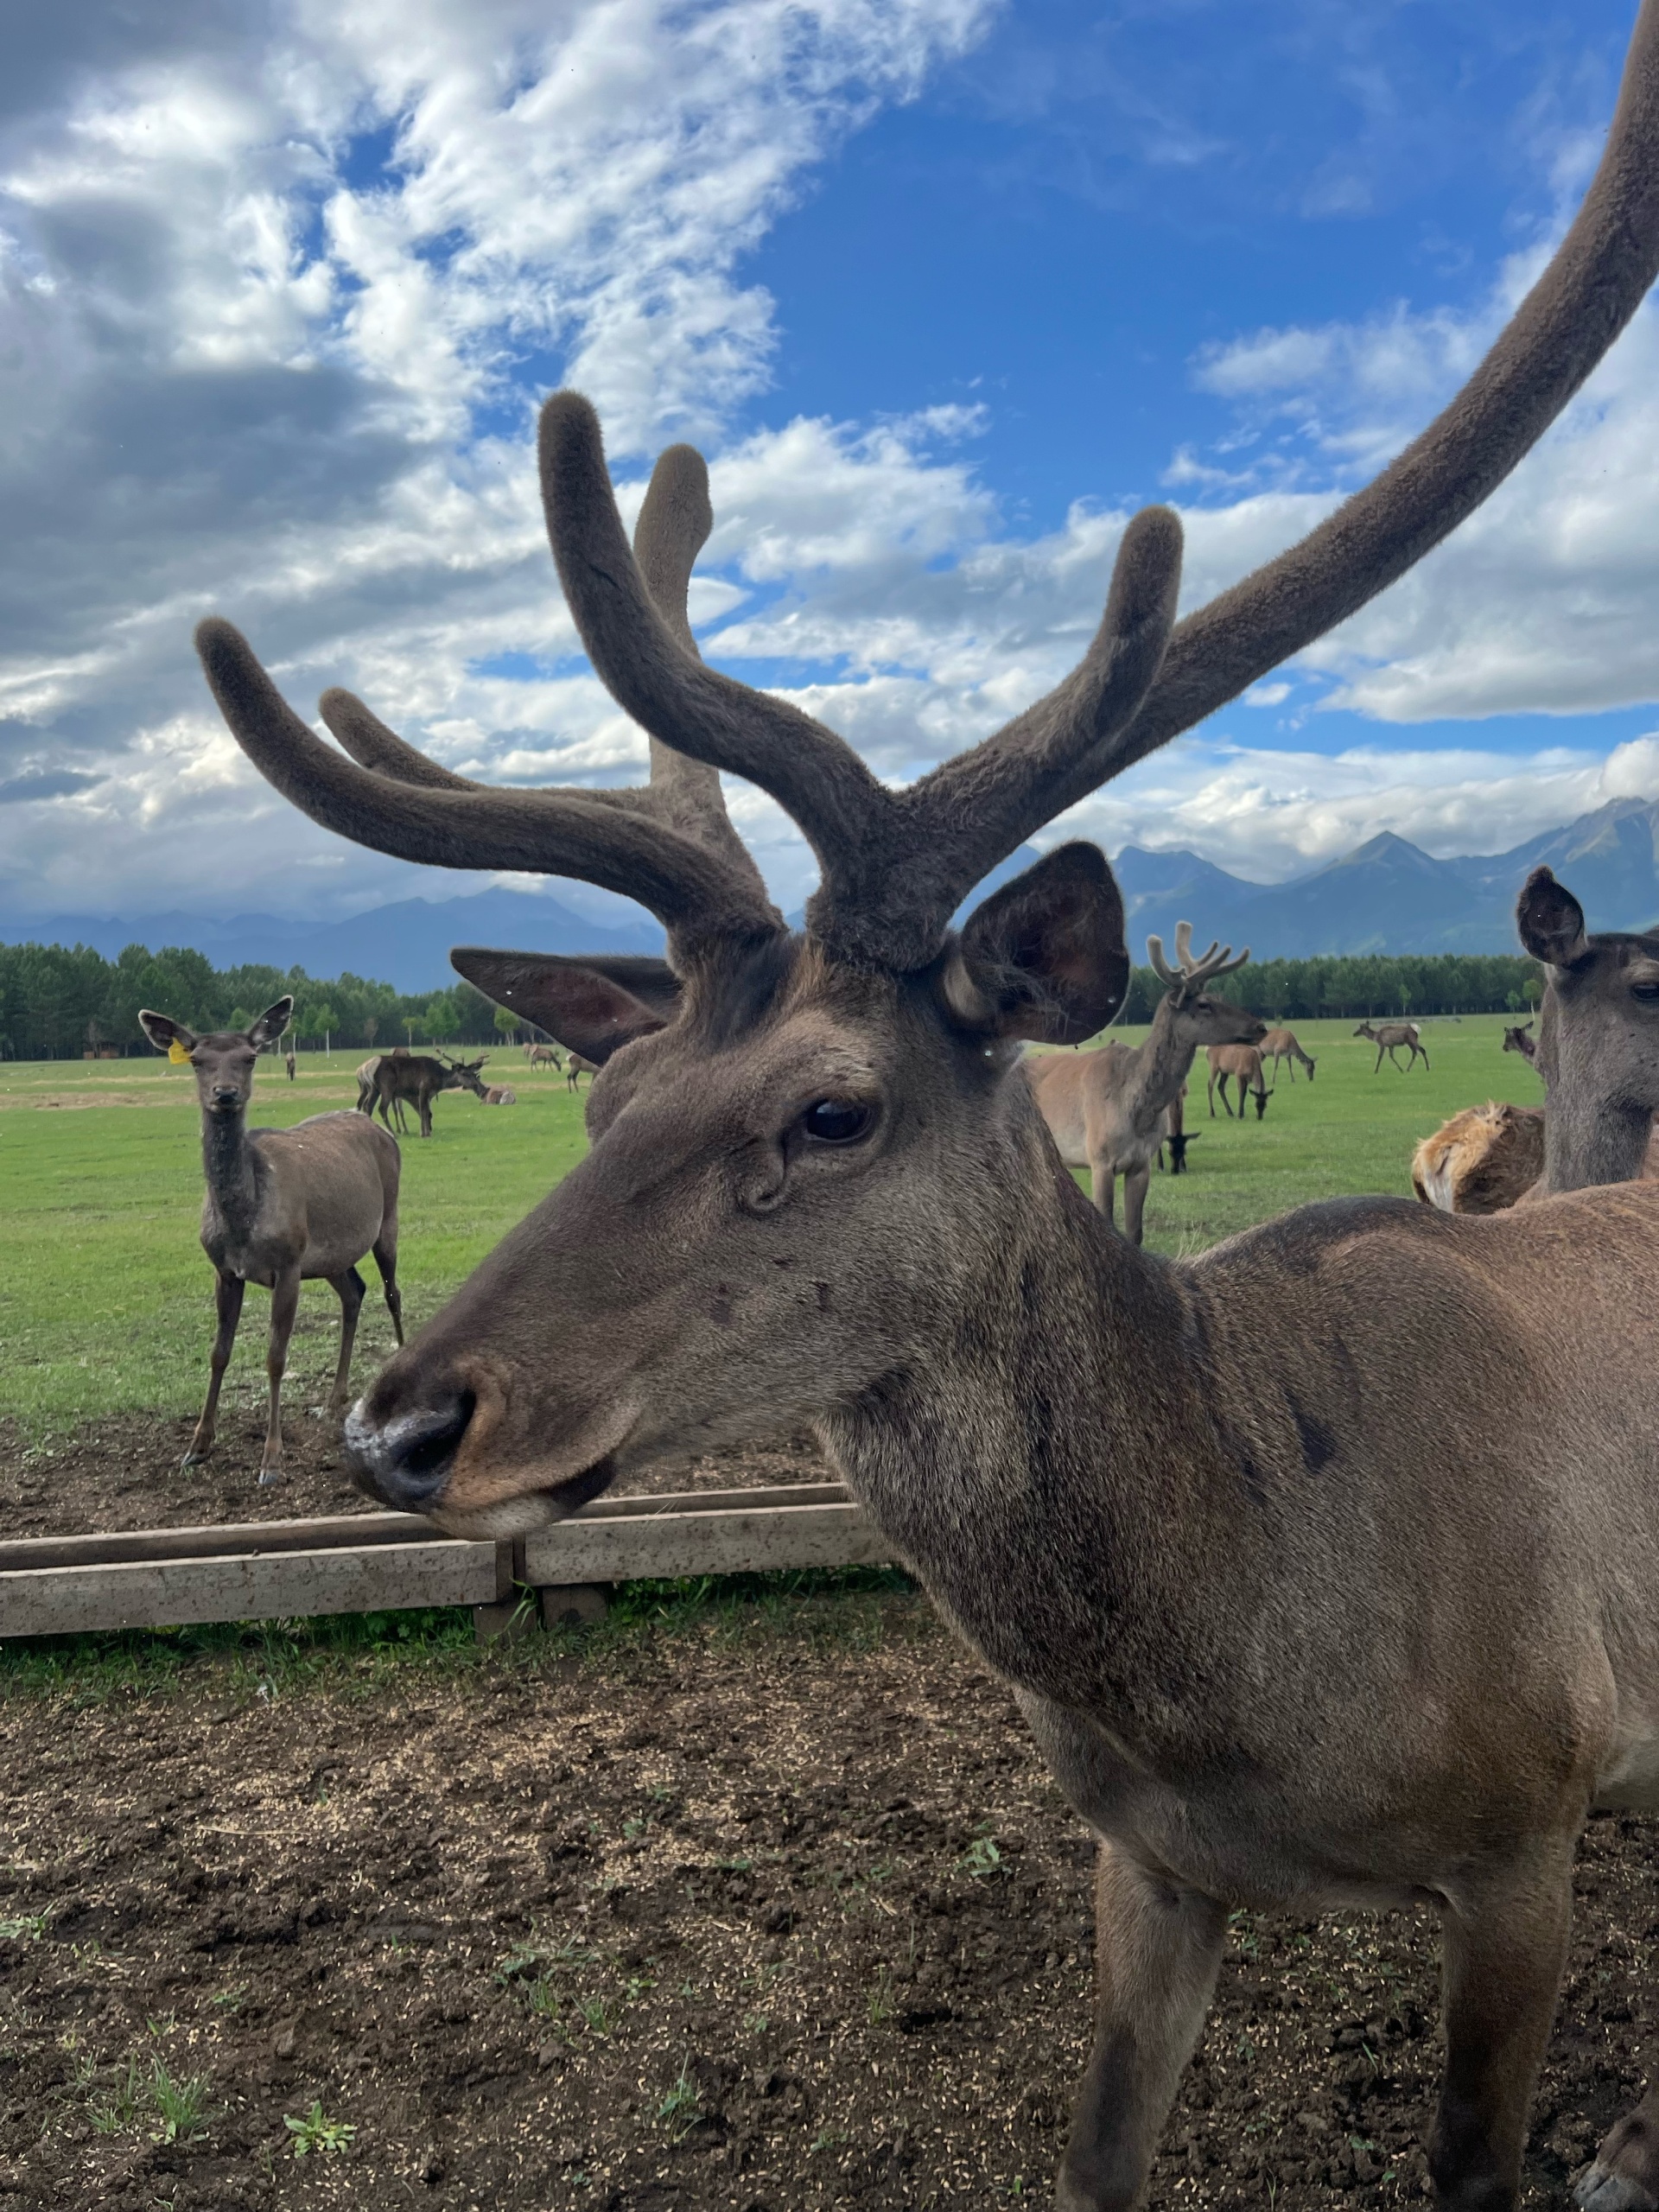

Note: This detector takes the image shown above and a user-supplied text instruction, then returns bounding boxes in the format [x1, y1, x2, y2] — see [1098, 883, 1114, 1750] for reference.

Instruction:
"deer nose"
[212, 1084, 240, 1105]
[343, 1393, 475, 1510]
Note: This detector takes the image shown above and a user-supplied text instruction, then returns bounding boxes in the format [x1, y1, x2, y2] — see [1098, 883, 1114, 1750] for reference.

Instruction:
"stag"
[1024, 927, 1261, 1237]
[369, 1050, 488, 1137]
[525, 1042, 563, 1071]
[1260, 1026, 1315, 1084]
[1205, 1042, 1269, 1120]
[191, 20, 1659, 2204]
[1355, 1018, 1428, 1072]
[139, 1000, 404, 1482]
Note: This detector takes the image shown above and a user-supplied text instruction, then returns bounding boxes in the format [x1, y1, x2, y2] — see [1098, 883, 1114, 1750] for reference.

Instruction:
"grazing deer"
[1025, 927, 1262, 1239]
[1205, 1042, 1269, 1120]
[1354, 1018, 1428, 1072]
[368, 1050, 488, 1137]
[526, 1043, 562, 1071]
[1155, 1083, 1195, 1174]
[1260, 1026, 1315, 1084]
[1517, 868, 1659, 1195]
[565, 1052, 597, 1092]
[1502, 1020, 1537, 1065]
[191, 24, 1659, 2202]
[480, 1084, 517, 1105]
[138, 999, 404, 1483]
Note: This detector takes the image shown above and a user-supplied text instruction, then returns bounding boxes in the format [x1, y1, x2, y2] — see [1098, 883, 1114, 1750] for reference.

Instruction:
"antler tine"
[1173, 921, 1194, 970]
[1187, 942, 1249, 990]
[194, 620, 778, 950]
[1146, 935, 1179, 988]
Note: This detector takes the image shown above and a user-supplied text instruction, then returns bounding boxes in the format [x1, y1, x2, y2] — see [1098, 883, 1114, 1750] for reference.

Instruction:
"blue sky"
[0, 0, 1655, 929]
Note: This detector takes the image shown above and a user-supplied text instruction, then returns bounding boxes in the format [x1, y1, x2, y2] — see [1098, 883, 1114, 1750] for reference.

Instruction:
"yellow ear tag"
[168, 1039, 191, 1065]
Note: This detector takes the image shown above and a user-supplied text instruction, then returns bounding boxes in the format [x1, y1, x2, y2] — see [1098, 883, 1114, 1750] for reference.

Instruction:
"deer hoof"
[257, 1465, 285, 1487]
[179, 1448, 207, 1470]
[1574, 2164, 1659, 2212]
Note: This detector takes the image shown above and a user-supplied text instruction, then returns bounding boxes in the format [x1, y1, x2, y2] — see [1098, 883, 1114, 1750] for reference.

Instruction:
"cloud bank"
[1, 0, 1656, 931]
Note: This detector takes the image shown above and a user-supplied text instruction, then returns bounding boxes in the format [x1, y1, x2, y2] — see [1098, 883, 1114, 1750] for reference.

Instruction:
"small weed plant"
[285, 2101, 356, 2158]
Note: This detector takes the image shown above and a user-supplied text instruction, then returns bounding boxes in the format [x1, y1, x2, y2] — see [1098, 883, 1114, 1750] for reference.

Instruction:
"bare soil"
[0, 1601, 1653, 2210]
[0, 1416, 829, 1540]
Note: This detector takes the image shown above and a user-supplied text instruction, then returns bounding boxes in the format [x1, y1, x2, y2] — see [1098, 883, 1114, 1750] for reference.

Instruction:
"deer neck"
[1543, 1091, 1654, 1192]
[1122, 993, 1200, 1133]
[200, 1106, 263, 1239]
[820, 1104, 1256, 1760]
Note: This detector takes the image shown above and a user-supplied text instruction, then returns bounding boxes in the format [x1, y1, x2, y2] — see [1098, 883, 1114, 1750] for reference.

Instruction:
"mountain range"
[5, 796, 1656, 983]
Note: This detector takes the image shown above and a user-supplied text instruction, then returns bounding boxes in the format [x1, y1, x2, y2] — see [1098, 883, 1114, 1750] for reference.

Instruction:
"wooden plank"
[521, 1500, 888, 1585]
[0, 1540, 505, 1639]
[0, 1512, 436, 1574]
[577, 1480, 849, 1522]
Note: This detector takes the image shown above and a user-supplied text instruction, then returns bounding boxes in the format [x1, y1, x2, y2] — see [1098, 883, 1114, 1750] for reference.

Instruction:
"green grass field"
[0, 1019, 1541, 1433]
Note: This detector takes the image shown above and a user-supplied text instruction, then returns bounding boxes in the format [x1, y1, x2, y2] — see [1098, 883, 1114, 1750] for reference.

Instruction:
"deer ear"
[451, 948, 680, 1065]
[1517, 869, 1589, 969]
[943, 843, 1128, 1045]
[138, 1008, 198, 1055]
[248, 997, 294, 1047]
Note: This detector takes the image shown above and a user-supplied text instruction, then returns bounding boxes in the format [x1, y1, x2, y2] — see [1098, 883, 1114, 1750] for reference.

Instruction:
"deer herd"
[112, 7, 1659, 2207]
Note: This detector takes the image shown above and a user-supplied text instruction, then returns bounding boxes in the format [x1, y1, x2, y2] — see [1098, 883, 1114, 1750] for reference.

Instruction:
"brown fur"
[1025, 931, 1263, 1240]
[1412, 1103, 1547, 1214]
[1260, 1026, 1315, 1083]
[192, 15, 1659, 2202]
[1205, 1043, 1269, 1120]
[1354, 1019, 1429, 1071]
[138, 1000, 404, 1483]
[1518, 868, 1659, 1193]
[365, 1051, 487, 1138]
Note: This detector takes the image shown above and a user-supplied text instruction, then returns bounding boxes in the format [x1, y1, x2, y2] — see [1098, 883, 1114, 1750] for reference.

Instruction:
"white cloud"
[0, 0, 1656, 937]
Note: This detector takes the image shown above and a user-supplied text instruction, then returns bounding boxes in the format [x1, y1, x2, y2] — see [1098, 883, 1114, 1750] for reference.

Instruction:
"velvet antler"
[1147, 923, 1250, 1003]
[195, 446, 783, 961]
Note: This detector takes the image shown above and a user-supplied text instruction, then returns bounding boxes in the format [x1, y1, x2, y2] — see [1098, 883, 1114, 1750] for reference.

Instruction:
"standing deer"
[1354, 1018, 1428, 1072]
[369, 1049, 488, 1137]
[1205, 1042, 1269, 1119]
[1502, 1020, 1537, 1064]
[191, 22, 1659, 2200]
[1024, 927, 1262, 1238]
[565, 1052, 597, 1092]
[138, 999, 404, 1483]
[1516, 868, 1659, 1196]
[283, 1042, 296, 1082]
[1260, 1026, 1315, 1083]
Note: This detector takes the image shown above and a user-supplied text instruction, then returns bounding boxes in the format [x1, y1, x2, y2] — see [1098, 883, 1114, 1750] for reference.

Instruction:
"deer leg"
[1427, 1850, 1574, 2211]
[1419, 1044, 1431, 1070]
[418, 1096, 433, 1137]
[372, 1228, 404, 1347]
[184, 1271, 244, 1468]
[1575, 2089, 1659, 2212]
[326, 1266, 365, 1412]
[1054, 1840, 1227, 2212]
[1089, 1160, 1116, 1224]
[258, 1268, 301, 1484]
[1122, 1163, 1151, 1246]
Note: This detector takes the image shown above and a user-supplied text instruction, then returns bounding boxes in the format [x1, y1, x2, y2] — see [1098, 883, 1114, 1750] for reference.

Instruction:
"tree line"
[1118, 950, 1541, 1027]
[0, 934, 1542, 1060]
[0, 939, 505, 1060]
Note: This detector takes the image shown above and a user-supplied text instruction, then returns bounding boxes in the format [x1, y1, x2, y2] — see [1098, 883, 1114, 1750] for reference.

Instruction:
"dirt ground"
[0, 1415, 829, 1540]
[0, 1594, 1654, 2211]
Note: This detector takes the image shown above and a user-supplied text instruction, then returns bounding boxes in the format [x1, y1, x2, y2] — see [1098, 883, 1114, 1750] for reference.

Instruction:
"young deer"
[1502, 1020, 1537, 1064]
[140, 1000, 404, 1482]
[1260, 1026, 1315, 1083]
[1205, 1041, 1269, 1119]
[1024, 926, 1262, 1238]
[1355, 1018, 1428, 1071]
[191, 19, 1659, 2201]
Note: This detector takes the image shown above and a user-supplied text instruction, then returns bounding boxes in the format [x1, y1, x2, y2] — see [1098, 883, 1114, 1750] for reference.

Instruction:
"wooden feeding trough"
[0, 1481, 891, 1642]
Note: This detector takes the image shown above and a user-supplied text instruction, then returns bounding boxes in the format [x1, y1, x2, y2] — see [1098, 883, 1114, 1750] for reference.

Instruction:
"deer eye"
[801, 1099, 874, 1145]
[1631, 981, 1659, 1001]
